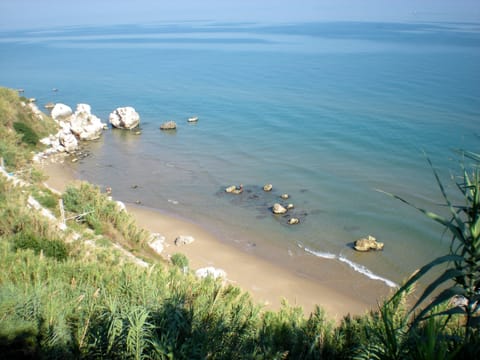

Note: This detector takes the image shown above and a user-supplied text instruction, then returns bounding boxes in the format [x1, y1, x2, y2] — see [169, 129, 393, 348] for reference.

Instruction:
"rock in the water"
[225, 185, 243, 194]
[174, 235, 195, 246]
[354, 235, 384, 252]
[160, 121, 177, 130]
[195, 267, 227, 280]
[225, 185, 236, 193]
[286, 203, 294, 210]
[288, 218, 300, 225]
[272, 203, 287, 214]
[70, 104, 106, 140]
[281, 193, 290, 200]
[51, 103, 73, 121]
[109, 106, 140, 129]
[263, 184, 273, 192]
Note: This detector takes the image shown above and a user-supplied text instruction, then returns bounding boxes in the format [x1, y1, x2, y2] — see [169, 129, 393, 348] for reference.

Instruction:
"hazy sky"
[1, 0, 479, 30]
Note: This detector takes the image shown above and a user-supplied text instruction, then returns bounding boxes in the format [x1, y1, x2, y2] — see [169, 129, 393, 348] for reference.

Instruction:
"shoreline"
[39, 157, 392, 320]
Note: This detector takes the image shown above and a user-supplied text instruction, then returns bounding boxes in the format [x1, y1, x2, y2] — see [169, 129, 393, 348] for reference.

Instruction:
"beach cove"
[41, 158, 392, 319]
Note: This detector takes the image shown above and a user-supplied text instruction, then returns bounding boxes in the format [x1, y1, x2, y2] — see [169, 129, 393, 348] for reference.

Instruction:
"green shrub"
[13, 121, 39, 146]
[13, 232, 68, 261]
[33, 190, 58, 210]
[171, 253, 189, 270]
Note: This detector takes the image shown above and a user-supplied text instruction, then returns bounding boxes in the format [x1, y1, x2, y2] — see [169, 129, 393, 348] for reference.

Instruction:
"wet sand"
[39, 158, 392, 320]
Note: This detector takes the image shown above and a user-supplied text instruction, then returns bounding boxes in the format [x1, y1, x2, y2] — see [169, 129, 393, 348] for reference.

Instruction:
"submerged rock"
[288, 218, 300, 225]
[263, 184, 273, 192]
[109, 106, 140, 129]
[225, 184, 243, 194]
[354, 235, 384, 252]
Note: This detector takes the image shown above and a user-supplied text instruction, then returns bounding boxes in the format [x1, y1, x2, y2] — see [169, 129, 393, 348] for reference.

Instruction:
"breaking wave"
[302, 246, 398, 288]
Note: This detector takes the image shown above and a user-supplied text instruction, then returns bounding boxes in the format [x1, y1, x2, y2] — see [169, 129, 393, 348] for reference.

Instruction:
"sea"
[1, 21, 479, 293]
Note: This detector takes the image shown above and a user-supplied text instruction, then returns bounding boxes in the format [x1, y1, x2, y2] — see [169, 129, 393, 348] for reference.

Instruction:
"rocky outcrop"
[37, 103, 107, 154]
[34, 103, 107, 157]
[160, 121, 177, 130]
[70, 104, 107, 140]
[354, 235, 384, 252]
[109, 107, 140, 129]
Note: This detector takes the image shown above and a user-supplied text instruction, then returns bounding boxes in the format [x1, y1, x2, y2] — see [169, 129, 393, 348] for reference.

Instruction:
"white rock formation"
[51, 103, 73, 122]
[149, 233, 166, 254]
[58, 126, 78, 153]
[109, 107, 140, 129]
[70, 103, 106, 140]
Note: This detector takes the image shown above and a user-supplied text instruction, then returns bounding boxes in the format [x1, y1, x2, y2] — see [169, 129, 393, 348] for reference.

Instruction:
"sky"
[0, 0, 479, 30]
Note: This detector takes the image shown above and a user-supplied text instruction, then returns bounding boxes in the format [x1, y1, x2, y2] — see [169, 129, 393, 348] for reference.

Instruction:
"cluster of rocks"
[225, 182, 301, 225]
[38, 103, 107, 155]
[35, 103, 141, 159]
[264, 184, 300, 224]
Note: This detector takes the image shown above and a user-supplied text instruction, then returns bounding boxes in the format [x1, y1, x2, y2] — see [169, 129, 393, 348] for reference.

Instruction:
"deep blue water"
[1, 21, 479, 287]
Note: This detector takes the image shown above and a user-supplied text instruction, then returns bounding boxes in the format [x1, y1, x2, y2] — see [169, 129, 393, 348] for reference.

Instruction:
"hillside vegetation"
[0, 87, 478, 359]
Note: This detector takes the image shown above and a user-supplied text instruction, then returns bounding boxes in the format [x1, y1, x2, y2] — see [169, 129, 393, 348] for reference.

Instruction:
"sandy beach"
[39, 158, 392, 321]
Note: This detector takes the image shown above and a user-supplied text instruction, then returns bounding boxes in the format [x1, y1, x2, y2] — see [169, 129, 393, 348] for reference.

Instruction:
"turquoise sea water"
[1, 21, 479, 289]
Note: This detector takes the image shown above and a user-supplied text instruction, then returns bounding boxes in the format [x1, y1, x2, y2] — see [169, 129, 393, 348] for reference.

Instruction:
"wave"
[302, 246, 398, 288]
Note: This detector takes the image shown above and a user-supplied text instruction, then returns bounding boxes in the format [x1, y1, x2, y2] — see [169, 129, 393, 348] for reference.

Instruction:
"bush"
[13, 121, 39, 146]
[13, 232, 68, 261]
[33, 190, 58, 210]
[171, 253, 189, 270]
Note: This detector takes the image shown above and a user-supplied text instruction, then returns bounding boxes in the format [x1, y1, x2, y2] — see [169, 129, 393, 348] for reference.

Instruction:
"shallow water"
[1, 21, 479, 288]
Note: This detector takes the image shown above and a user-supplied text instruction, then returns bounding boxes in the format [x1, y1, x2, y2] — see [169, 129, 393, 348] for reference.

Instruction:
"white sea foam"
[303, 246, 398, 288]
[303, 247, 337, 259]
[337, 256, 398, 288]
